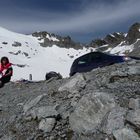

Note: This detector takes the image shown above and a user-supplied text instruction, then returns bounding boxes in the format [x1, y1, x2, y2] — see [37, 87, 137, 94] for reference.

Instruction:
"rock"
[101, 107, 127, 134]
[39, 118, 56, 133]
[89, 39, 107, 48]
[126, 22, 140, 44]
[58, 73, 86, 94]
[26, 106, 58, 120]
[0, 135, 13, 140]
[128, 66, 140, 75]
[69, 92, 116, 134]
[113, 127, 140, 140]
[45, 71, 62, 81]
[126, 109, 140, 128]
[23, 94, 47, 113]
[12, 41, 22, 47]
[129, 98, 140, 110]
[71, 94, 81, 107]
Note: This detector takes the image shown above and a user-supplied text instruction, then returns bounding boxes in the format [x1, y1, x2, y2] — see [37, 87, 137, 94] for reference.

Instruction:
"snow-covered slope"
[0, 27, 92, 81]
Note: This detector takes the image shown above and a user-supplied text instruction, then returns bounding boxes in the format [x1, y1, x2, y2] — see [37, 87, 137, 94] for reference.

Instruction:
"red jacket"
[0, 63, 13, 77]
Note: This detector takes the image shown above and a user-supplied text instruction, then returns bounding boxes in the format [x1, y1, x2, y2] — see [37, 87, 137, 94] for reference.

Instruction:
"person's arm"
[3, 68, 13, 77]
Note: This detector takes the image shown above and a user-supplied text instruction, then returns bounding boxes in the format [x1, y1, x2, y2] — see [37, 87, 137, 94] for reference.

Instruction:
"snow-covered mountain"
[0, 22, 140, 81]
[0, 27, 92, 81]
[89, 23, 140, 56]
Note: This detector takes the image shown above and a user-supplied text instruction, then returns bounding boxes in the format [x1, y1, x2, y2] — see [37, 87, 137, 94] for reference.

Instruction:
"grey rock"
[89, 39, 107, 48]
[58, 73, 86, 94]
[128, 66, 140, 75]
[113, 127, 140, 140]
[69, 92, 116, 134]
[12, 41, 22, 47]
[101, 107, 127, 134]
[126, 109, 140, 128]
[32, 31, 83, 49]
[126, 22, 140, 44]
[71, 94, 81, 107]
[0, 135, 12, 140]
[129, 98, 140, 110]
[26, 106, 58, 120]
[24, 94, 47, 113]
[39, 118, 56, 133]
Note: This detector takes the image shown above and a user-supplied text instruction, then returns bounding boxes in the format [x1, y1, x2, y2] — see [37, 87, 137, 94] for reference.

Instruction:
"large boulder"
[45, 71, 62, 81]
[69, 92, 116, 134]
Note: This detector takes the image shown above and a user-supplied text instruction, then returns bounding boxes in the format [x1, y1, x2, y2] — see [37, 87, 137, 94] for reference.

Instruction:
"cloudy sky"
[0, 0, 140, 43]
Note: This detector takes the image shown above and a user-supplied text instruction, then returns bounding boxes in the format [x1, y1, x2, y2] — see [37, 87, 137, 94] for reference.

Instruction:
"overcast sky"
[0, 0, 140, 43]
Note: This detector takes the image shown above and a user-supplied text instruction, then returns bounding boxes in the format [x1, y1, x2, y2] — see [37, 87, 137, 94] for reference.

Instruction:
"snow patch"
[46, 34, 59, 42]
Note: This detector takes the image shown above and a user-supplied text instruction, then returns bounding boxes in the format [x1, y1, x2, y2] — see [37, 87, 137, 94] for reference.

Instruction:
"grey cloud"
[0, 0, 140, 34]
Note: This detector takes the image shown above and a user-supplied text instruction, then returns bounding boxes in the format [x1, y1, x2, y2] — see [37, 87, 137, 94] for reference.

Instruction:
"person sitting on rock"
[0, 57, 13, 88]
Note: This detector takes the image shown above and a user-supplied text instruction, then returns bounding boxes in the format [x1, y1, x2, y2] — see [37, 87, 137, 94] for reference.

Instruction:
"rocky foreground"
[0, 60, 140, 140]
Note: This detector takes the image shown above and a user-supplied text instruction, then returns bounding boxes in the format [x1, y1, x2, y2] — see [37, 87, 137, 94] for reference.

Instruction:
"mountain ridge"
[0, 22, 140, 80]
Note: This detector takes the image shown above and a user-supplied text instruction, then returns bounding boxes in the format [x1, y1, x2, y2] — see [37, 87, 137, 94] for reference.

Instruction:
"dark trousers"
[0, 76, 11, 88]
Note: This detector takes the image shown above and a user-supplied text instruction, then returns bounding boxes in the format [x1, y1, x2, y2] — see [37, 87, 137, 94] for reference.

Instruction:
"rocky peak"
[89, 32, 125, 48]
[88, 39, 107, 48]
[32, 31, 83, 49]
[104, 32, 125, 45]
[126, 22, 140, 44]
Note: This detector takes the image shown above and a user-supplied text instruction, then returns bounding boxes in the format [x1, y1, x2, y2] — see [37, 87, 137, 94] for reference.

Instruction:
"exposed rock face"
[88, 22, 140, 57]
[32, 31, 83, 49]
[89, 32, 125, 48]
[104, 32, 125, 45]
[126, 23, 140, 45]
[89, 39, 107, 48]
[0, 60, 140, 139]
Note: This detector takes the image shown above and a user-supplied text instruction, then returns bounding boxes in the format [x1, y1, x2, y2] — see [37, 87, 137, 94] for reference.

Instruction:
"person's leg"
[0, 76, 11, 88]
[0, 80, 4, 88]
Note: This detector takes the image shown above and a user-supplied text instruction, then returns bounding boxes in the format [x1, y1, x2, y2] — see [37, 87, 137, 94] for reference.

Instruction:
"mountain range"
[0, 22, 140, 81]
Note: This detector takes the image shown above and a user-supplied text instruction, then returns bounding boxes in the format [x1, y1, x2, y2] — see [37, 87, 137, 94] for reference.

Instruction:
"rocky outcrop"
[0, 60, 140, 139]
[32, 31, 83, 49]
[126, 23, 140, 45]
[88, 23, 140, 57]
[104, 32, 125, 45]
[89, 32, 125, 48]
[88, 39, 107, 48]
